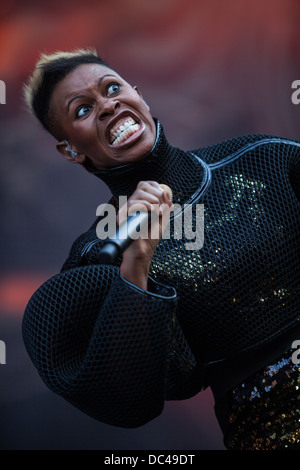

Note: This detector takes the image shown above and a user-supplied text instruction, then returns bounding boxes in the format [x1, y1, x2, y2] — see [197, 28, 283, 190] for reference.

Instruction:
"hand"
[118, 181, 173, 290]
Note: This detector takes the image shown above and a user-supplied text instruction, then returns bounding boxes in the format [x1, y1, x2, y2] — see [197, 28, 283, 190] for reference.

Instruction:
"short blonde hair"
[23, 47, 109, 139]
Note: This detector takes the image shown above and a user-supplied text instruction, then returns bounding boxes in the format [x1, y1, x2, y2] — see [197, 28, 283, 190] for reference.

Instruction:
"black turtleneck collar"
[87, 119, 207, 205]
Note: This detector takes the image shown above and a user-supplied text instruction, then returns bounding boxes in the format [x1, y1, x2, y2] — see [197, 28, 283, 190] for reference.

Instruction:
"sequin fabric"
[225, 349, 300, 450]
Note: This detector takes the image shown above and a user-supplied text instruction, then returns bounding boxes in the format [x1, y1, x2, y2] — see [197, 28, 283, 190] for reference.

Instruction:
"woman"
[22, 48, 300, 450]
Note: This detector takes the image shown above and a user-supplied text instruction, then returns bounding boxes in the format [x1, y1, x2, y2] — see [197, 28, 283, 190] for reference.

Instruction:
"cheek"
[128, 90, 151, 115]
[139, 100, 151, 117]
[71, 120, 101, 150]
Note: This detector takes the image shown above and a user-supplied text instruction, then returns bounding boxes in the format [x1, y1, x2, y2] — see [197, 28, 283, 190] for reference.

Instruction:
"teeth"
[110, 117, 140, 145]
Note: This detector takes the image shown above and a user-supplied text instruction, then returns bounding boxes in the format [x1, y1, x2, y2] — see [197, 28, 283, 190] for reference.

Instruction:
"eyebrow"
[66, 74, 117, 111]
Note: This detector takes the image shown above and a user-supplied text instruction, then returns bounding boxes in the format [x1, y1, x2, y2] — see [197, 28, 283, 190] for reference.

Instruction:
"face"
[52, 63, 157, 170]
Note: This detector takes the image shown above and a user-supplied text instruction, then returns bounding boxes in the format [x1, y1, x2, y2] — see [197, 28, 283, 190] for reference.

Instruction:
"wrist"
[120, 255, 151, 291]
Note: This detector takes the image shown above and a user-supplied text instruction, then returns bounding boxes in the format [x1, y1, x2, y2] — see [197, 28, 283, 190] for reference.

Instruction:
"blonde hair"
[23, 47, 109, 139]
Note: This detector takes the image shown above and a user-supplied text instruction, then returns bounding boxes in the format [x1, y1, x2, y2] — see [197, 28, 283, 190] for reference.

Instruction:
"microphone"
[97, 184, 172, 264]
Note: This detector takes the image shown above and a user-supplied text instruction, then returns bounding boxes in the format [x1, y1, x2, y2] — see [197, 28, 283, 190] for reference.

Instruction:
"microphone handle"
[97, 211, 150, 264]
[96, 184, 172, 264]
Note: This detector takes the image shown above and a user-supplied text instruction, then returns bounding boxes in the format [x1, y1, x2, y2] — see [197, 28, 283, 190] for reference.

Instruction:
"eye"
[75, 105, 92, 119]
[106, 83, 121, 96]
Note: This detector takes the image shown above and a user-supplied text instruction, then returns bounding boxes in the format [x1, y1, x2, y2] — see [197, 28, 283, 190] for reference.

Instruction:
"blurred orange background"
[0, 0, 299, 450]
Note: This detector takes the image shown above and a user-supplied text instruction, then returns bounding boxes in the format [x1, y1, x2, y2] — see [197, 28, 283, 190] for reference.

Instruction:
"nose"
[98, 98, 120, 120]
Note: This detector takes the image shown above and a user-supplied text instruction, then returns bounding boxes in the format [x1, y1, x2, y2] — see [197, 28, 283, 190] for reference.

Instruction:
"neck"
[90, 119, 206, 205]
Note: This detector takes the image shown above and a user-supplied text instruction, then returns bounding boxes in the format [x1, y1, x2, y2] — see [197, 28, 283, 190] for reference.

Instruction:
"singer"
[22, 48, 300, 450]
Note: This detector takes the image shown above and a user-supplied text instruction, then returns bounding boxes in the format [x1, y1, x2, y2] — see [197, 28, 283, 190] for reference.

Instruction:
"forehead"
[52, 63, 124, 103]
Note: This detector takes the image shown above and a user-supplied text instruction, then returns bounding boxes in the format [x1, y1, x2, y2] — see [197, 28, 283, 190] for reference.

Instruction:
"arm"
[22, 182, 201, 428]
[22, 264, 177, 427]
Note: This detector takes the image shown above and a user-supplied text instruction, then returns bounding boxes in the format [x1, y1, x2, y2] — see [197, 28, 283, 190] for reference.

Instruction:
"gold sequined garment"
[225, 349, 300, 450]
[23, 120, 300, 429]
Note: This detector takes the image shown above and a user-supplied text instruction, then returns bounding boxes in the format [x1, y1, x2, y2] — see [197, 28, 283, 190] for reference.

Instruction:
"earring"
[64, 140, 79, 158]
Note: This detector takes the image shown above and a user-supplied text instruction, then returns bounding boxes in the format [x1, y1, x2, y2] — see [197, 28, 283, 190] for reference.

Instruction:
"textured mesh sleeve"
[22, 229, 200, 427]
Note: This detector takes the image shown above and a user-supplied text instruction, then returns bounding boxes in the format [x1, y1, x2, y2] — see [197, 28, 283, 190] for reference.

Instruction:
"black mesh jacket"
[22, 120, 300, 429]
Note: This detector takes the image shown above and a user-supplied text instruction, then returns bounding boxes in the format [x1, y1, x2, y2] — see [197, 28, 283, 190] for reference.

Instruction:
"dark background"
[0, 0, 299, 450]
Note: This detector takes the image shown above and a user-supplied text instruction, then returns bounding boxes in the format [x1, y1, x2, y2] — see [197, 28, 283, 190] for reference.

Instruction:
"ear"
[56, 140, 86, 164]
[133, 85, 150, 111]
[133, 85, 142, 96]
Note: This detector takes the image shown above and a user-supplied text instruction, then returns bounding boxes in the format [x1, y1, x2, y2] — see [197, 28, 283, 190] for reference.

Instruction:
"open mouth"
[109, 116, 141, 146]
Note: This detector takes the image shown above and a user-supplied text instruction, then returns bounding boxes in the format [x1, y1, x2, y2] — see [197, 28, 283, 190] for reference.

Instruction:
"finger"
[127, 200, 155, 216]
[117, 200, 155, 225]
[137, 180, 162, 190]
[159, 184, 173, 204]
[136, 181, 164, 200]
[132, 189, 163, 204]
